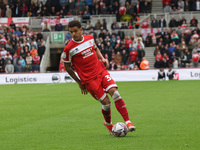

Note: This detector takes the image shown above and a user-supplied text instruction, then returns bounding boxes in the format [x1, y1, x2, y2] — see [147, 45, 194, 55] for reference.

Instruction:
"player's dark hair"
[68, 20, 82, 28]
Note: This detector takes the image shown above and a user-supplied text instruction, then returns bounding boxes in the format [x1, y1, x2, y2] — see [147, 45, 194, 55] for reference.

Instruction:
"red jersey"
[130, 50, 137, 62]
[63, 35, 106, 84]
[119, 6, 126, 15]
[155, 54, 163, 61]
[192, 53, 199, 62]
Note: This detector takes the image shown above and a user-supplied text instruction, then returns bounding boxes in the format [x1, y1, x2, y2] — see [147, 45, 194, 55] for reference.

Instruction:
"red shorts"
[85, 70, 117, 101]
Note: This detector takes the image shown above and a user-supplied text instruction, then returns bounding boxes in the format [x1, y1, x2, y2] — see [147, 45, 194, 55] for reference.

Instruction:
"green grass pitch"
[0, 80, 199, 150]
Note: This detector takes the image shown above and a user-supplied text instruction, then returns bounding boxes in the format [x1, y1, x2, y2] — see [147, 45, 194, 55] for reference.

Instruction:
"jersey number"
[105, 75, 112, 81]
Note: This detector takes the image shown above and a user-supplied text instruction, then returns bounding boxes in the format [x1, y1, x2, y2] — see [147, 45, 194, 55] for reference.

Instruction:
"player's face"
[69, 26, 82, 41]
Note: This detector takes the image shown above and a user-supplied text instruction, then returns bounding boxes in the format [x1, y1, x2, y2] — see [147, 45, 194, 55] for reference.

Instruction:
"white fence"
[0, 68, 200, 85]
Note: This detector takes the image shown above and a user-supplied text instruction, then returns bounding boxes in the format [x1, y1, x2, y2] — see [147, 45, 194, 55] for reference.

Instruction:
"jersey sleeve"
[62, 46, 71, 63]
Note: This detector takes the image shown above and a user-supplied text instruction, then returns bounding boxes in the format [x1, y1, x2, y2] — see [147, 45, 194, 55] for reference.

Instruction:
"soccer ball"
[112, 122, 128, 137]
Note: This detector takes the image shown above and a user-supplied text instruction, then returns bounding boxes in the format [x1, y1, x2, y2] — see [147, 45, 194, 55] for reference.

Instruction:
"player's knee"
[101, 96, 111, 105]
[112, 91, 121, 102]
[102, 103, 111, 111]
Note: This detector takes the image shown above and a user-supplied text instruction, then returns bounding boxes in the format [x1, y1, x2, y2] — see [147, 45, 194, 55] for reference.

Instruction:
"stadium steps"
[151, 0, 163, 13]
[145, 47, 155, 69]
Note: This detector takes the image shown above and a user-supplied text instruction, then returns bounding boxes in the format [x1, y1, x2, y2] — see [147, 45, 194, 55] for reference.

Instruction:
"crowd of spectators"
[0, 22, 46, 73]
[163, 0, 200, 13]
[74, 19, 149, 70]
[152, 21, 200, 69]
[0, 0, 152, 18]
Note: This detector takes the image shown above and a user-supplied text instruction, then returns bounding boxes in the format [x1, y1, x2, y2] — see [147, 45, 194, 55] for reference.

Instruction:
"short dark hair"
[68, 20, 82, 28]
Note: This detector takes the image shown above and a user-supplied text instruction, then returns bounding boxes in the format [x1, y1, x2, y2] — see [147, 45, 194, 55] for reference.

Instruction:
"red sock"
[102, 109, 111, 124]
[114, 99, 130, 122]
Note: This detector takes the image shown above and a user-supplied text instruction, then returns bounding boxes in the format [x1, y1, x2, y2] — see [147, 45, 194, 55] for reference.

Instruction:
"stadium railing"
[40, 36, 50, 73]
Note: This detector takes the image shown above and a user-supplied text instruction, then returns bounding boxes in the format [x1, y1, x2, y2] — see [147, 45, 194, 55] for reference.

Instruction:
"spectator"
[142, 1, 150, 13]
[171, 0, 178, 8]
[19, 55, 26, 68]
[0, 55, 5, 73]
[9, 21, 16, 31]
[185, 48, 192, 66]
[140, 57, 149, 70]
[151, 17, 159, 28]
[169, 16, 177, 27]
[141, 19, 150, 29]
[75, 0, 83, 15]
[192, 50, 199, 67]
[32, 53, 40, 72]
[5, 5, 12, 18]
[130, 48, 137, 64]
[55, 20, 63, 31]
[5, 60, 14, 73]
[89, 28, 97, 40]
[134, 1, 141, 14]
[107, 4, 114, 14]
[157, 68, 166, 80]
[30, 46, 38, 58]
[179, 51, 187, 67]
[172, 57, 178, 69]
[117, 28, 125, 40]
[121, 49, 129, 66]
[134, 39, 145, 50]
[20, 3, 28, 17]
[42, 21, 51, 31]
[164, 2, 172, 13]
[119, 3, 126, 16]
[190, 16, 198, 27]
[137, 46, 145, 62]
[59, 0, 68, 7]
[155, 51, 163, 61]
[184, 0, 191, 11]
[99, 30, 105, 40]
[14, 27, 21, 37]
[0, 7, 4, 17]
[155, 29, 162, 44]
[95, 19, 102, 30]
[168, 43, 176, 56]
[167, 67, 175, 80]
[195, 0, 200, 11]
[15, 61, 24, 72]
[93, 4, 100, 15]
[159, 16, 167, 28]
[25, 52, 32, 72]
[162, 0, 171, 7]
[102, 19, 107, 30]
[43, 26, 50, 32]
[50, 6, 56, 16]
[145, 33, 152, 47]
[101, 3, 107, 14]
[105, 42, 113, 62]
[177, 0, 184, 10]
[135, 15, 140, 29]
[38, 43, 45, 61]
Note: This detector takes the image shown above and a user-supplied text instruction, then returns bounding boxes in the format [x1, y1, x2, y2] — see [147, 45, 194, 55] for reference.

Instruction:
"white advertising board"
[0, 69, 200, 85]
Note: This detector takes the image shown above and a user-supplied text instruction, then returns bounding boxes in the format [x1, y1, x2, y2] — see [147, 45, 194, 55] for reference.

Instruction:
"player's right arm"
[64, 62, 88, 95]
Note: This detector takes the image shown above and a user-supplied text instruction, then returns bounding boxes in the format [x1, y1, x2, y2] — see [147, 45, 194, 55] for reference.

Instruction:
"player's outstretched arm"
[64, 63, 88, 95]
[94, 47, 110, 69]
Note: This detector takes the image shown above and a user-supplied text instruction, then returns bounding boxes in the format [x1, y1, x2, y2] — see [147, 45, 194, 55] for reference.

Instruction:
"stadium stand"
[0, 0, 200, 73]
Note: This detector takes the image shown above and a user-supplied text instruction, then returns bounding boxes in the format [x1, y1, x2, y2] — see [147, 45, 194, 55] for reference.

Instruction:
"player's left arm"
[94, 46, 109, 69]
